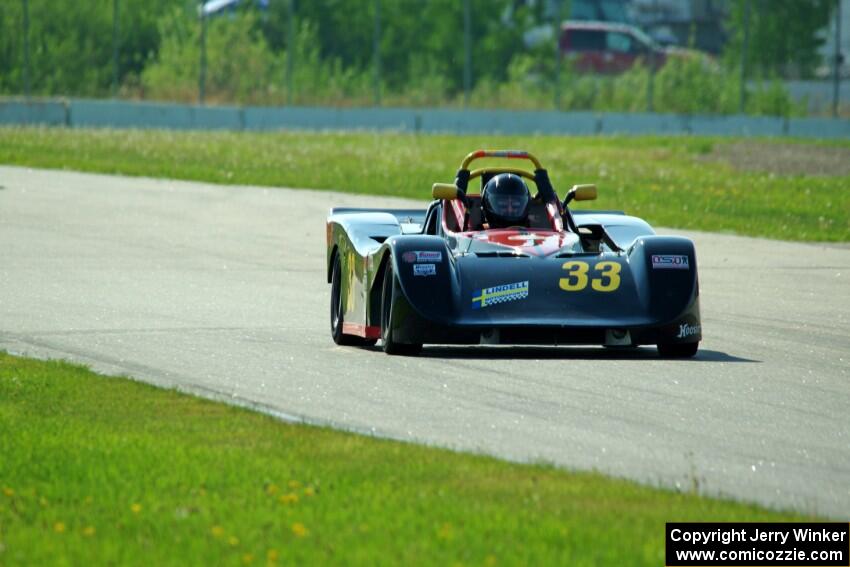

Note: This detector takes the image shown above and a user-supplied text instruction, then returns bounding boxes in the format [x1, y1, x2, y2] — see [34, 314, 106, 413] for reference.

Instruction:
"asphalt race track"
[1, 166, 848, 517]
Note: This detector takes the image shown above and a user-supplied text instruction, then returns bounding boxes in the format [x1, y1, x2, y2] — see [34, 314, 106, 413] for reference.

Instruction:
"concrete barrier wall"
[599, 112, 683, 134]
[71, 100, 244, 130]
[416, 109, 600, 135]
[0, 98, 847, 139]
[687, 115, 786, 137]
[786, 116, 850, 138]
[0, 100, 67, 126]
[243, 106, 413, 131]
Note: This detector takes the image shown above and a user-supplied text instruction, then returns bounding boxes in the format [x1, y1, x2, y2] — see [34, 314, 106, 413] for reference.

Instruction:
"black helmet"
[482, 173, 531, 228]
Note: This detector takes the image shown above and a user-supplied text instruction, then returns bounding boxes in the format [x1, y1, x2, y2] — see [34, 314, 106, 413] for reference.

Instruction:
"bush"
[142, 8, 279, 104]
[548, 54, 803, 117]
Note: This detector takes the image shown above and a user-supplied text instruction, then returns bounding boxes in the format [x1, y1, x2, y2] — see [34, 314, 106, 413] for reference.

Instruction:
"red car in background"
[560, 21, 669, 74]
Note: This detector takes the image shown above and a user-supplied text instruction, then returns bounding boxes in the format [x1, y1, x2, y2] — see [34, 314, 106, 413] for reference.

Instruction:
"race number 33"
[559, 261, 621, 292]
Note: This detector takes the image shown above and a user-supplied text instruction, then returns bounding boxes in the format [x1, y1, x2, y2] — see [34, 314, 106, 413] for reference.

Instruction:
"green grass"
[0, 127, 848, 242]
[0, 353, 815, 566]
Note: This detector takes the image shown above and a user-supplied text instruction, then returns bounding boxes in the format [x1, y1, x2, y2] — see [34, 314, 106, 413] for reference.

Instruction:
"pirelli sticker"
[472, 281, 529, 310]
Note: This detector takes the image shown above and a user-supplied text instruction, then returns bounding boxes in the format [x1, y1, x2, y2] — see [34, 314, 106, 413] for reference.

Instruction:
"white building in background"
[819, 0, 849, 78]
[627, 0, 730, 53]
[201, 0, 268, 17]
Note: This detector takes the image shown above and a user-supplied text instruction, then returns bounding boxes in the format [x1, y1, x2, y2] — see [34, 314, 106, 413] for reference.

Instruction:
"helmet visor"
[490, 193, 529, 221]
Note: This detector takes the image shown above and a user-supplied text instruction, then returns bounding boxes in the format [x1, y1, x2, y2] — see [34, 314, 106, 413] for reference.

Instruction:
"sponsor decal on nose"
[652, 254, 689, 269]
[471, 281, 529, 309]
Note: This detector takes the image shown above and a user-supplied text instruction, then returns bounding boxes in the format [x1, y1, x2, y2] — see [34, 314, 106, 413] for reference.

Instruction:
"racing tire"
[657, 342, 699, 358]
[381, 261, 422, 356]
[331, 254, 376, 347]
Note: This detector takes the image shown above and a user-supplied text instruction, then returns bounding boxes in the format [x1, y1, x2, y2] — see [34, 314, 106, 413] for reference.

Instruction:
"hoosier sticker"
[471, 281, 529, 309]
[652, 254, 689, 270]
[676, 323, 701, 338]
[402, 251, 443, 263]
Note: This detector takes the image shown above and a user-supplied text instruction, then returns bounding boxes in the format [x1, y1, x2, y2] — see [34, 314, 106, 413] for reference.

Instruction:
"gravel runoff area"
[703, 141, 850, 176]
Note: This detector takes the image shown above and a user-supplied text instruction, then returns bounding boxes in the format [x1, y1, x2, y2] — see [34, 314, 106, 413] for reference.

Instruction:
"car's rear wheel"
[657, 342, 699, 358]
[331, 254, 375, 347]
[381, 261, 422, 356]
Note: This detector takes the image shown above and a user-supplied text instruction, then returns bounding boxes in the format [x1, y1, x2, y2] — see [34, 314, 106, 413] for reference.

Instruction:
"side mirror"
[563, 184, 597, 207]
[432, 183, 460, 200]
[572, 184, 597, 201]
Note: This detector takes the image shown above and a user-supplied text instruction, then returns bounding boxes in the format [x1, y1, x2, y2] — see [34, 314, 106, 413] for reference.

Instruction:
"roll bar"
[460, 150, 543, 171]
[468, 167, 535, 181]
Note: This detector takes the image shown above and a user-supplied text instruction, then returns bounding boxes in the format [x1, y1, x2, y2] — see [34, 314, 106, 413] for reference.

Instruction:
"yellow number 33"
[559, 261, 621, 292]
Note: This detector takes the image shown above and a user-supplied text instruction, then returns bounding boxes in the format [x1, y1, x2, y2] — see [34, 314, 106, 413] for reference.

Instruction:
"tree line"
[0, 0, 838, 115]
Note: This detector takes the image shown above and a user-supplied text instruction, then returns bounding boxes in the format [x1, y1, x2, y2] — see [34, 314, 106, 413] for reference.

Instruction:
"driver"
[481, 173, 531, 229]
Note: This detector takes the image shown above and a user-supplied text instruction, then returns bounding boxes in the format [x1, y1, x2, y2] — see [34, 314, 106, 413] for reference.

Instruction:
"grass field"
[1, 127, 848, 242]
[0, 353, 814, 566]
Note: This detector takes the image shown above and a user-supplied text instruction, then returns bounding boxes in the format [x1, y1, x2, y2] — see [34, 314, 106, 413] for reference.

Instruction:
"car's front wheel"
[331, 254, 375, 347]
[657, 342, 699, 358]
[381, 261, 422, 356]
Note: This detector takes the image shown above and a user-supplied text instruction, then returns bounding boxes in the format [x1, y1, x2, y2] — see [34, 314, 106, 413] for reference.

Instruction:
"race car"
[326, 150, 701, 357]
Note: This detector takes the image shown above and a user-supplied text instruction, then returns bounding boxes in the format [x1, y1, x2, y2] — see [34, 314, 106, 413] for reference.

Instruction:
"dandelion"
[279, 493, 298, 505]
[267, 549, 279, 562]
[265, 484, 279, 496]
[485, 555, 497, 566]
[287, 480, 300, 490]
[211, 525, 225, 538]
[83, 526, 96, 537]
[241, 553, 254, 564]
[130, 503, 142, 514]
[2, 487, 13, 497]
[291, 522, 308, 538]
[54, 522, 66, 534]
[303, 487, 315, 497]
[228, 536, 240, 547]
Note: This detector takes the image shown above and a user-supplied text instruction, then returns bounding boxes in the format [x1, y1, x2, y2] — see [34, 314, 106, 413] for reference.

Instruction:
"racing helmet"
[482, 173, 531, 228]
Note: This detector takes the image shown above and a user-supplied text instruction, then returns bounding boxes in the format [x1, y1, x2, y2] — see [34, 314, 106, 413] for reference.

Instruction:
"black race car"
[327, 150, 701, 356]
